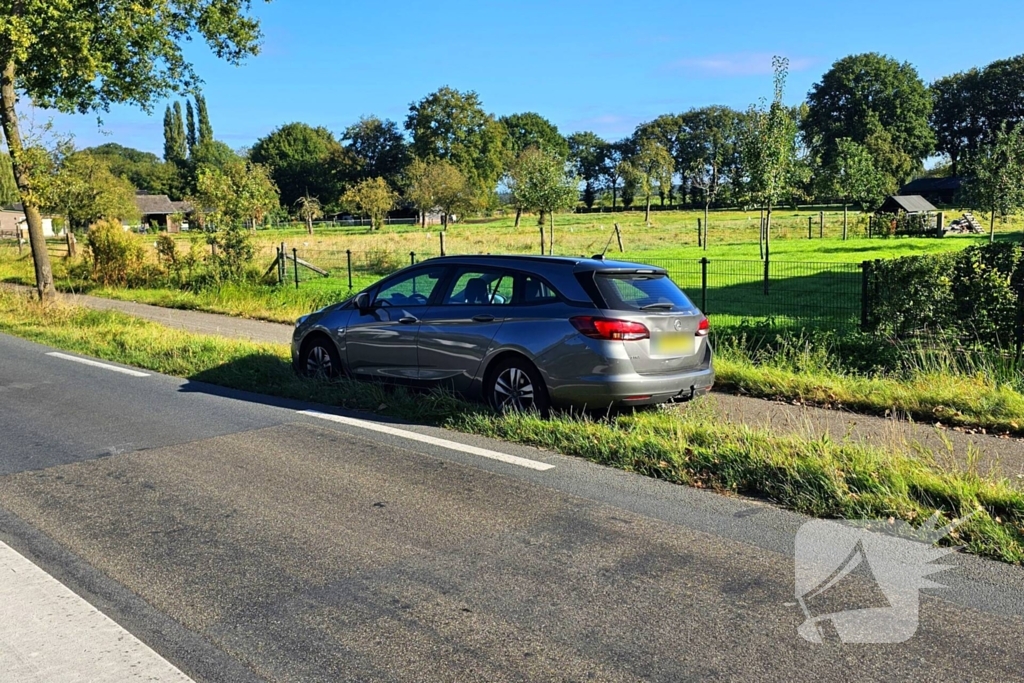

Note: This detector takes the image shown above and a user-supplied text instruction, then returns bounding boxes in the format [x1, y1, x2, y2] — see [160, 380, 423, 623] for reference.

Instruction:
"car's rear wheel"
[300, 335, 343, 380]
[486, 357, 550, 417]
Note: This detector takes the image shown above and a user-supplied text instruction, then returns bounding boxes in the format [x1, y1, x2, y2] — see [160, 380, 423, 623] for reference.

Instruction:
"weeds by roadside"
[1, 288, 1021, 564]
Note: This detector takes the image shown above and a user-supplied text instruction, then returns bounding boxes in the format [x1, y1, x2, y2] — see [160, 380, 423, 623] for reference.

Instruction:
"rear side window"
[521, 275, 560, 304]
[595, 273, 694, 311]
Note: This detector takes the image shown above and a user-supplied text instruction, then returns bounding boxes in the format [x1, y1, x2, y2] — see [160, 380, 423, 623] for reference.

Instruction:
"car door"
[345, 266, 448, 380]
[416, 267, 515, 391]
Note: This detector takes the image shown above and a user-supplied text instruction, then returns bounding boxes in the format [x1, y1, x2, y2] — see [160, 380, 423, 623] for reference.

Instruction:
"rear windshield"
[594, 273, 694, 311]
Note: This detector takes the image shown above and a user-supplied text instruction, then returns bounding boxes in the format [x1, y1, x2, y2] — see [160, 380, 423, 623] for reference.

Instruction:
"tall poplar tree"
[197, 94, 214, 147]
[186, 99, 198, 153]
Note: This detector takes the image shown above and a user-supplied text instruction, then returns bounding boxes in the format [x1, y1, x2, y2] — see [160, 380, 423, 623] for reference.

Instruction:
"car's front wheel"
[486, 357, 550, 417]
[300, 335, 343, 380]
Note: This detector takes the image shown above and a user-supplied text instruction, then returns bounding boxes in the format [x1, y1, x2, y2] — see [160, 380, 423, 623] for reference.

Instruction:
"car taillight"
[696, 317, 710, 337]
[570, 316, 650, 341]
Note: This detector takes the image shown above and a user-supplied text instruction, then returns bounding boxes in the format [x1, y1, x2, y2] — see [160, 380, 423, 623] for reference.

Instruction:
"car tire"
[300, 335, 343, 380]
[486, 357, 550, 417]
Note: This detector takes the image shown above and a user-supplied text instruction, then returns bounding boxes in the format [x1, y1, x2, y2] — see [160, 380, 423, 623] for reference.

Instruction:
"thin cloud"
[668, 52, 815, 77]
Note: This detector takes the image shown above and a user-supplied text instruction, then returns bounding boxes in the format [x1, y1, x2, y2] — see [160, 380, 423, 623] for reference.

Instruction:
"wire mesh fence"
[270, 246, 868, 331]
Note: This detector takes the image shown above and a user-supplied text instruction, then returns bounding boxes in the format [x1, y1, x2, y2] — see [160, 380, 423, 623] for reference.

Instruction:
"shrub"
[364, 247, 403, 276]
[85, 219, 145, 286]
[213, 224, 255, 282]
[866, 242, 1024, 349]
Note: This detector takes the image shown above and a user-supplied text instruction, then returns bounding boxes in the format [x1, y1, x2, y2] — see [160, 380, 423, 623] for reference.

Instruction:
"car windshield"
[595, 273, 694, 311]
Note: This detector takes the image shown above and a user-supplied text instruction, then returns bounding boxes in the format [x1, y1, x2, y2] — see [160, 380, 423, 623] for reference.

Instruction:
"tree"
[567, 131, 605, 209]
[45, 152, 140, 230]
[0, 0, 264, 300]
[196, 93, 214, 147]
[294, 193, 323, 235]
[624, 139, 674, 224]
[598, 141, 626, 208]
[633, 114, 687, 205]
[405, 87, 510, 202]
[186, 99, 198, 153]
[251, 123, 350, 209]
[961, 123, 1024, 243]
[343, 177, 397, 231]
[163, 104, 186, 163]
[803, 53, 933, 190]
[678, 106, 743, 208]
[85, 143, 183, 199]
[196, 159, 279, 229]
[820, 138, 886, 239]
[508, 148, 579, 255]
[931, 56, 1024, 175]
[499, 113, 569, 160]
[342, 116, 410, 191]
[742, 57, 798, 261]
[930, 69, 985, 176]
[404, 158, 471, 230]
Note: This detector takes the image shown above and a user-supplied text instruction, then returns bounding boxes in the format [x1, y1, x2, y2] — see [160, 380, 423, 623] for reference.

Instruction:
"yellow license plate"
[652, 333, 695, 356]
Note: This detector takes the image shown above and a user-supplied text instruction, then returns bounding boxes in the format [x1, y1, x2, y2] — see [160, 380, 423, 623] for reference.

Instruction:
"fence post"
[614, 223, 623, 252]
[700, 257, 708, 313]
[410, 251, 416, 266]
[439, 231, 446, 256]
[346, 249, 353, 289]
[808, 216, 813, 239]
[16, 226, 23, 255]
[293, 248, 299, 289]
[819, 211, 824, 238]
[868, 215, 873, 238]
[860, 260, 871, 331]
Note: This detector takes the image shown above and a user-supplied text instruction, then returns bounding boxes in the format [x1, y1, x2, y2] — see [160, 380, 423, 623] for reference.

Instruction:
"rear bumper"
[547, 360, 715, 409]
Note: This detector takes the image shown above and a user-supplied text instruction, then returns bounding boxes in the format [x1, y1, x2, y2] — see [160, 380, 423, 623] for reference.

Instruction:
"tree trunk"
[758, 208, 764, 260]
[306, 216, 313, 235]
[991, 207, 996, 243]
[537, 210, 546, 227]
[548, 209, 554, 255]
[612, 186, 617, 209]
[843, 203, 848, 241]
[703, 203, 710, 252]
[442, 213, 448, 231]
[644, 195, 651, 225]
[514, 208, 521, 228]
[0, 58, 54, 300]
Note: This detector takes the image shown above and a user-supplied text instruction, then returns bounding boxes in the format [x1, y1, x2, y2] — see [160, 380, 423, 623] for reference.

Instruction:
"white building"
[0, 204, 56, 238]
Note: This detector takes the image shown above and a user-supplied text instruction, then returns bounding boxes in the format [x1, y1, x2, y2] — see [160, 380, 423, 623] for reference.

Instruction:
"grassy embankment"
[0, 288, 1021, 563]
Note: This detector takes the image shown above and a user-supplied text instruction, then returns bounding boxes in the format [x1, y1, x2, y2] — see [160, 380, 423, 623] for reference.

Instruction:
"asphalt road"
[1, 331, 1023, 682]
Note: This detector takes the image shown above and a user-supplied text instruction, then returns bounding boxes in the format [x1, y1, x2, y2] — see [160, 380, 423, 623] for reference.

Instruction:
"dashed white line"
[0, 540, 193, 682]
[299, 409, 556, 471]
[46, 352, 150, 377]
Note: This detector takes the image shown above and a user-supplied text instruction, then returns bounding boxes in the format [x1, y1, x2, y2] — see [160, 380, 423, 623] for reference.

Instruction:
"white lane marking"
[46, 352, 150, 377]
[0, 540, 193, 682]
[300, 409, 555, 471]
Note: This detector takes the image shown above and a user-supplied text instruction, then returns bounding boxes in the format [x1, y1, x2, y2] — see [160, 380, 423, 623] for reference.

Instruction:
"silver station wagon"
[292, 255, 714, 413]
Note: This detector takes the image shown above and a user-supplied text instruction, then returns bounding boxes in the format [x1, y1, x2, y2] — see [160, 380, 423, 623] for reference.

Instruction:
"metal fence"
[270, 246, 868, 330]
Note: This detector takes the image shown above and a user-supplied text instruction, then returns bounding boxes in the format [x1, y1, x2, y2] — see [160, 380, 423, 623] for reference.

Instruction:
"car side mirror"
[354, 291, 371, 314]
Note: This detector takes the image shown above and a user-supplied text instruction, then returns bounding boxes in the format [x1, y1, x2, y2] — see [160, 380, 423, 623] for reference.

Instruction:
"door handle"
[398, 316, 419, 325]
[472, 314, 495, 323]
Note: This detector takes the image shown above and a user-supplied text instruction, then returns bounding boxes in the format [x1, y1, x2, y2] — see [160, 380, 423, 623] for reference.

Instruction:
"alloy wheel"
[493, 366, 536, 412]
[305, 345, 334, 379]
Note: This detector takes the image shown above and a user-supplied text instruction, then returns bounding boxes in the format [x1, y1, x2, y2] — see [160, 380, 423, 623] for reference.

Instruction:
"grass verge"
[1, 288, 1022, 564]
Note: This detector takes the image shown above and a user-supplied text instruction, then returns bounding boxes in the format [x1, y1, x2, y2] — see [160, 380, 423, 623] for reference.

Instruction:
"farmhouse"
[134, 192, 192, 232]
[0, 204, 56, 239]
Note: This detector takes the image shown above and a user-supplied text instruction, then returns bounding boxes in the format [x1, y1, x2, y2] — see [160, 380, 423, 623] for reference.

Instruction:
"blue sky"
[43, 0, 1024, 157]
